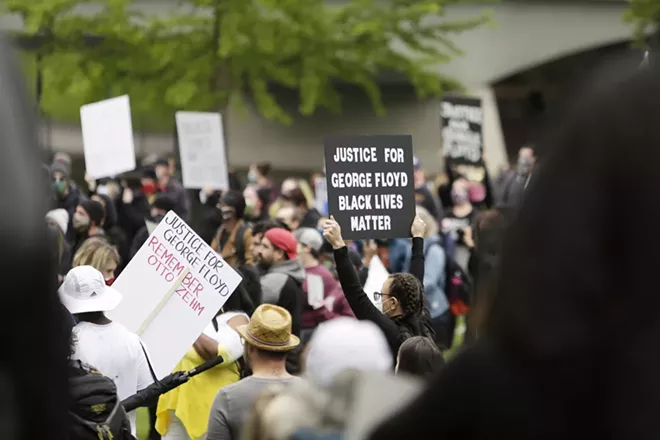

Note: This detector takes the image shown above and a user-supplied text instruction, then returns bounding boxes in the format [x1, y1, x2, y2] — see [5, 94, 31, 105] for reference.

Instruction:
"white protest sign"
[175, 111, 229, 190]
[80, 95, 136, 179]
[364, 256, 388, 311]
[314, 176, 328, 216]
[108, 211, 242, 378]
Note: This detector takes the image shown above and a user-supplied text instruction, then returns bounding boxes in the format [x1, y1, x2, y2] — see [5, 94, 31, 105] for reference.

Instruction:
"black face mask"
[152, 214, 165, 223]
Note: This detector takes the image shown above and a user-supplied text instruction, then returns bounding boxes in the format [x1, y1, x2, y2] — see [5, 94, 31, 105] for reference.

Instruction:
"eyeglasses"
[373, 292, 387, 301]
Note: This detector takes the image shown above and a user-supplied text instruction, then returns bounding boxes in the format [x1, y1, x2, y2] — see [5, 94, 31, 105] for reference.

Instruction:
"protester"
[243, 185, 271, 224]
[257, 228, 304, 338]
[141, 166, 161, 204]
[247, 162, 276, 202]
[72, 199, 107, 254]
[403, 206, 451, 348]
[395, 336, 444, 380]
[206, 304, 303, 440]
[72, 237, 120, 285]
[51, 159, 86, 242]
[60, 265, 153, 436]
[210, 190, 254, 267]
[154, 157, 190, 221]
[323, 216, 434, 356]
[46, 208, 72, 278]
[117, 171, 153, 246]
[441, 178, 478, 271]
[92, 193, 129, 271]
[280, 187, 322, 229]
[130, 193, 176, 259]
[304, 318, 392, 387]
[497, 146, 536, 208]
[275, 205, 303, 231]
[295, 227, 354, 343]
[156, 299, 250, 440]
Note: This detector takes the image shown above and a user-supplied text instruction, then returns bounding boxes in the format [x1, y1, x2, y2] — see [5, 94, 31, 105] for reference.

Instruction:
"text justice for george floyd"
[144, 215, 232, 315]
[330, 146, 409, 232]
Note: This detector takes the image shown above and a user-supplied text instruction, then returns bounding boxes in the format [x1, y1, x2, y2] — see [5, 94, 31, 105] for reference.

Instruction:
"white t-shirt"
[203, 311, 248, 364]
[73, 321, 154, 435]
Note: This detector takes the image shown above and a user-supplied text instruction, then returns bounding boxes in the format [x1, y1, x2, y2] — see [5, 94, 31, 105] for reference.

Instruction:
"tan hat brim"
[236, 324, 300, 352]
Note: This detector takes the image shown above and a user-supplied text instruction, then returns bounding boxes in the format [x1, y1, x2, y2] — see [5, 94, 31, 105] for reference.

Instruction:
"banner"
[175, 111, 229, 190]
[324, 135, 415, 240]
[80, 95, 136, 179]
[108, 211, 242, 378]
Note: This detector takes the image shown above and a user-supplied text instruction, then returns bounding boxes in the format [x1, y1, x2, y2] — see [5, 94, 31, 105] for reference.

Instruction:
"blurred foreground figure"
[0, 36, 70, 439]
[370, 62, 660, 439]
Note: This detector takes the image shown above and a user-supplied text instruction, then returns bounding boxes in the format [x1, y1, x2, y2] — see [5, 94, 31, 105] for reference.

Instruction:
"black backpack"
[68, 360, 135, 440]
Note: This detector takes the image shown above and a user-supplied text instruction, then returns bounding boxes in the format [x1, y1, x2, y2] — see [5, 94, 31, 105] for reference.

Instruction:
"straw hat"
[237, 304, 300, 352]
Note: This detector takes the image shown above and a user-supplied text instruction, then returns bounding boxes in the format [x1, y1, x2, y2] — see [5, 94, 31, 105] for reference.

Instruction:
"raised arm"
[408, 216, 427, 284]
[323, 217, 400, 346]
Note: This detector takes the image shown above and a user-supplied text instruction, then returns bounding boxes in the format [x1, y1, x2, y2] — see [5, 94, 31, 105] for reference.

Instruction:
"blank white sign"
[175, 111, 229, 190]
[80, 95, 136, 179]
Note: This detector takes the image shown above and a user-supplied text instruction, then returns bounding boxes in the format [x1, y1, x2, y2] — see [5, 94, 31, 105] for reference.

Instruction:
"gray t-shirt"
[207, 376, 304, 440]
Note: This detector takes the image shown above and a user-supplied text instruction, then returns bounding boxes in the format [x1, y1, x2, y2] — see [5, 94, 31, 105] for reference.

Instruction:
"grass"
[136, 408, 149, 440]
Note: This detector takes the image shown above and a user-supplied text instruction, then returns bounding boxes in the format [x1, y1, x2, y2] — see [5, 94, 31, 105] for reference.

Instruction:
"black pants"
[148, 402, 160, 440]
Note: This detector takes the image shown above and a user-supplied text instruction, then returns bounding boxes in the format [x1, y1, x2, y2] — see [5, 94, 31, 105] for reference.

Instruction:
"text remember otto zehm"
[331, 146, 409, 232]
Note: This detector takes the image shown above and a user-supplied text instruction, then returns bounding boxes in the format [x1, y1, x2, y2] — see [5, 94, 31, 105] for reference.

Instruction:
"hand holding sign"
[323, 216, 345, 250]
[411, 215, 426, 238]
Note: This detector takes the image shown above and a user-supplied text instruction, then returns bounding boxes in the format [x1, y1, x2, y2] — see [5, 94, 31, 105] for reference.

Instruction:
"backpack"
[68, 360, 135, 440]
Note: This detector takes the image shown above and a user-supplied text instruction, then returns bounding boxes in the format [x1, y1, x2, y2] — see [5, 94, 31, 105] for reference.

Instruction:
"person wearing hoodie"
[92, 193, 129, 273]
[130, 193, 176, 260]
[294, 228, 355, 344]
[403, 206, 450, 348]
[257, 227, 305, 373]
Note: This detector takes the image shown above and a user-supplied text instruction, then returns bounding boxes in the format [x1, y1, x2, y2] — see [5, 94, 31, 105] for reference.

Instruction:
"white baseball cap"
[58, 266, 122, 314]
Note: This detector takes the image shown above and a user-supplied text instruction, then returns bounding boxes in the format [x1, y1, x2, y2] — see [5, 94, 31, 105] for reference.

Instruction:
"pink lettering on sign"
[147, 235, 207, 316]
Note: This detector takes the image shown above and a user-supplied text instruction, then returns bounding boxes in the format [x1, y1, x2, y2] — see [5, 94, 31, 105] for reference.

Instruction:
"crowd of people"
[48, 142, 536, 440]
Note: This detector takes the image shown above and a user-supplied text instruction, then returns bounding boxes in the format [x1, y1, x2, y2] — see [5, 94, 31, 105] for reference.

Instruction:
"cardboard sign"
[440, 95, 483, 165]
[80, 95, 136, 179]
[108, 211, 242, 378]
[175, 111, 229, 190]
[324, 135, 415, 240]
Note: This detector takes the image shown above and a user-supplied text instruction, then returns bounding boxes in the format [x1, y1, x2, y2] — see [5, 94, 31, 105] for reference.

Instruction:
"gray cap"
[294, 227, 324, 252]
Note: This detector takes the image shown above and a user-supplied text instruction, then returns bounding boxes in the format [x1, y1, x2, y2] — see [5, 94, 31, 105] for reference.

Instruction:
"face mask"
[248, 170, 257, 183]
[142, 183, 156, 195]
[105, 277, 115, 286]
[382, 297, 395, 315]
[451, 188, 469, 205]
[221, 207, 236, 221]
[96, 184, 110, 196]
[151, 213, 165, 223]
[72, 213, 90, 231]
[53, 180, 67, 197]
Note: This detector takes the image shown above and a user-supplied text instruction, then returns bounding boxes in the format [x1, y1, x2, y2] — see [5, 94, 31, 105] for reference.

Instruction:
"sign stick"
[137, 267, 191, 337]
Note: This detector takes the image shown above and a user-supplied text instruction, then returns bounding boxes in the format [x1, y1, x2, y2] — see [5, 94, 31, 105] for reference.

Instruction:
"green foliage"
[5, 0, 490, 129]
[624, 0, 660, 45]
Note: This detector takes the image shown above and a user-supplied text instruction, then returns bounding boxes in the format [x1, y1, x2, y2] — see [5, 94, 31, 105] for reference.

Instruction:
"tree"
[5, 0, 490, 128]
[624, 0, 660, 45]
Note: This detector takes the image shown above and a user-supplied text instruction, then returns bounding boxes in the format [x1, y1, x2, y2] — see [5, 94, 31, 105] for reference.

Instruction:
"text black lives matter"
[325, 137, 415, 240]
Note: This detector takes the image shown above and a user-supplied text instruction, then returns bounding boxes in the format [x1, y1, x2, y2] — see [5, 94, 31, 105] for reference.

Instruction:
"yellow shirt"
[156, 345, 241, 439]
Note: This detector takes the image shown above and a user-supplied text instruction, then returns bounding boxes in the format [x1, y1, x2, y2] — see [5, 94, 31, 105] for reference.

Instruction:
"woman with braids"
[323, 215, 433, 356]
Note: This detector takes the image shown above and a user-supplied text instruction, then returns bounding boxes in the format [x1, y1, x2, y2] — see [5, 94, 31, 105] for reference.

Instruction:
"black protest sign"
[440, 96, 483, 165]
[324, 135, 415, 240]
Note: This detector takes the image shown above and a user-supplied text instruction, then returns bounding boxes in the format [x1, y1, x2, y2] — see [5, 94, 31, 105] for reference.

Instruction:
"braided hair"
[388, 273, 423, 317]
